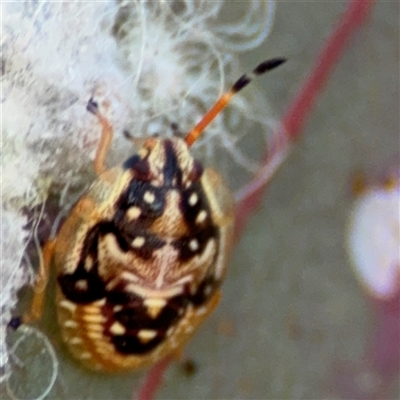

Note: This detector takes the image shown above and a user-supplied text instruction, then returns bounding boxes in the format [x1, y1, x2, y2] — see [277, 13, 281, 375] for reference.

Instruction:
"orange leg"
[87, 99, 114, 176]
[23, 239, 56, 324]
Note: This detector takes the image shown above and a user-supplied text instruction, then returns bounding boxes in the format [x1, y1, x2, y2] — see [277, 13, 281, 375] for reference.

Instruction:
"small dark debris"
[86, 97, 98, 114]
[180, 358, 198, 377]
[123, 130, 133, 139]
[170, 122, 185, 138]
[8, 316, 22, 330]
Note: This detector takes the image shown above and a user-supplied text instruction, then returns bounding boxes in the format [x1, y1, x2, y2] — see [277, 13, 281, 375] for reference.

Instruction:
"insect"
[23, 58, 286, 372]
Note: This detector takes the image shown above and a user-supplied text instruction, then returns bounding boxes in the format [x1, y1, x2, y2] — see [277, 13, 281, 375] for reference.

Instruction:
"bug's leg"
[87, 98, 113, 176]
[23, 239, 56, 323]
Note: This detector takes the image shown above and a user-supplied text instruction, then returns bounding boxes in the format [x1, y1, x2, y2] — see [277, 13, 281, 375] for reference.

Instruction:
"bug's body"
[23, 57, 285, 373]
[53, 137, 234, 371]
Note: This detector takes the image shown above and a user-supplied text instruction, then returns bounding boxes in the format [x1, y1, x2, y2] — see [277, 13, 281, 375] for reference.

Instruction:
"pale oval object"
[347, 185, 400, 299]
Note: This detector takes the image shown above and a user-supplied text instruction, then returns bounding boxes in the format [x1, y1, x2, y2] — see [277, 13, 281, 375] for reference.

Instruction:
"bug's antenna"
[184, 57, 287, 147]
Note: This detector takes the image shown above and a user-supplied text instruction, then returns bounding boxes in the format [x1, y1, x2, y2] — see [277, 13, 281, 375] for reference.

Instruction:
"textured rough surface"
[54, 137, 234, 372]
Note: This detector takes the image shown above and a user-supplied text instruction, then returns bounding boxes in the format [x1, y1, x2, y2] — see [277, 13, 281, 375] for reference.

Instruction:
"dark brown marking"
[106, 285, 143, 306]
[112, 334, 163, 355]
[172, 225, 217, 261]
[163, 139, 182, 186]
[106, 293, 188, 355]
[58, 221, 139, 303]
[132, 158, 151, 180]
[105, 276, 219, 356]
[176, 180, 218, 261]
[58, 223, 106, 303]
[58, 269, 106, 304]
[179, 181, 212, 228]
[113, 294, 187, 332]
[115, 180, 166, 223]
[120, 226, 165, 259]
[190, 275, 219, 306]
[123, 154, 141, 170]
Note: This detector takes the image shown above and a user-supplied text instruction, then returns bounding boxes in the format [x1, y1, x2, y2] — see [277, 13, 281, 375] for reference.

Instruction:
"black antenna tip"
[253, 57, 287, 75]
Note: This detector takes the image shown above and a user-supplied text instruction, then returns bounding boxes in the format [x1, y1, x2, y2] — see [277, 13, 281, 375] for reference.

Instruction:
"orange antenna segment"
[184, 57, 286, 147]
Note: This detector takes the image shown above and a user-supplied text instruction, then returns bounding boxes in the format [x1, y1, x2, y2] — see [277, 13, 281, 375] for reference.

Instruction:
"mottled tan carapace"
[24, 57, 285, 372]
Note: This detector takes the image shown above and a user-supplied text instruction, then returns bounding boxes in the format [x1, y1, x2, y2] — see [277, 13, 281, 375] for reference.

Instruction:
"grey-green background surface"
[5, 1, 399, 399]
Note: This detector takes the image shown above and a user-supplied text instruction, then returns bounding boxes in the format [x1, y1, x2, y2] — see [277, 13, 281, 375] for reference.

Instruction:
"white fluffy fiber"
[1, 0, 276, 395]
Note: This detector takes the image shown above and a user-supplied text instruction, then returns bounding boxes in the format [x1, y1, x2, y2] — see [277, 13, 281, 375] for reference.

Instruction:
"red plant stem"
[135, 1, 377, 399]
[135, 355, 173, 400]
[368, 294, 400, 380]
[235, 0, 376, 239]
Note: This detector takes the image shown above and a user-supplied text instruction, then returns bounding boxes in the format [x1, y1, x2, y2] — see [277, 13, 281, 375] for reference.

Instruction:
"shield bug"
[24, 58, 286, 372]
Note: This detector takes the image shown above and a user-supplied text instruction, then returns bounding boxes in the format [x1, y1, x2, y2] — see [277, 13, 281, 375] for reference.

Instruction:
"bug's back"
[53, 137, 234, 372]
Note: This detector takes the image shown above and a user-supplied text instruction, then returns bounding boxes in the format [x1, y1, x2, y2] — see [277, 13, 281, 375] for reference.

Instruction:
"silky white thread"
[2, 2, 278, 397]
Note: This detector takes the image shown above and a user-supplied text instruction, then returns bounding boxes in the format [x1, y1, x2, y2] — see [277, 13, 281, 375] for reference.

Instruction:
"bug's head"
[125, 136, 203, 188]
[123, 57, 287, 187]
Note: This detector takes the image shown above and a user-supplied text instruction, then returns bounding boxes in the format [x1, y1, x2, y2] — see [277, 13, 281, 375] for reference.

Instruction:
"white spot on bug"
[127, 282, 183, 298]
[132, 236, 145, 248]
[95, 345, 109, 355]
[127, 206, 141, 220]
[92, 298, 106, 307]
[87, 330, 103, 340]
[196, 306, 207, 316]
[86, 324, 103, 333]
[195, 210, 207, 224]
[137, 329, 157, 343]
[113, 305, 123, 312]
[184, 325, 194, 334]
[144, 297, 167, 308]
[144, 298, 166, 319]
[110, 321, 126, 335]
[83, 305, 103, 314]
[75, 279, 88, 291]
[80, 352, 92, 359]
[64, 320, 78, 329]
[120, 271, 140, 282]
[204, 285, 213, 297]
[59, 300, 77, 313]
[144, 191, 155, 204]
[189, 239, 199, 251]
[188, 192, 198, 206]
[84, 256, 94, 272]
[82, 314, 106, 324]
[178, 308, 185, 316]
[166, 327, 174, 337]
[69, 337, 83, 345]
